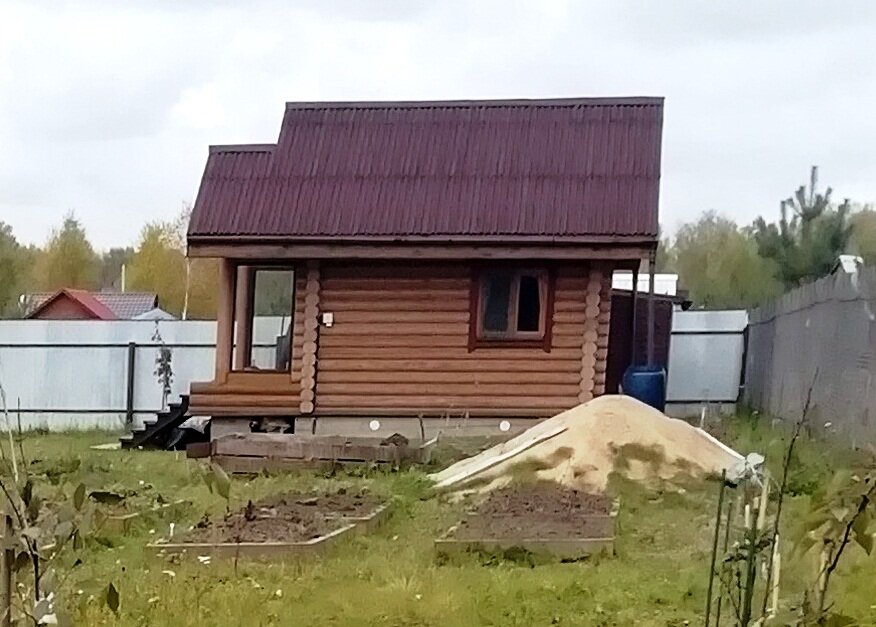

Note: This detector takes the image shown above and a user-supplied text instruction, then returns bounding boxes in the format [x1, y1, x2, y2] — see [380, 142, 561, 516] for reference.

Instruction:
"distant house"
[24, 290, 160, 320]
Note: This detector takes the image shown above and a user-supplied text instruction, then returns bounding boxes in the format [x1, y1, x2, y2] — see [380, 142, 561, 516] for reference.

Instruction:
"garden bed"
[151, 489, 389, 558]
[436, 483, 618, 559]
[212, 433, 437, 473]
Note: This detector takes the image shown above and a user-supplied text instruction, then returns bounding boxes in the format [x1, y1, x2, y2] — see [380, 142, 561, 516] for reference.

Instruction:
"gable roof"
[26, 289, 118, 320]
[25, 291, 158, 320]
[188, 97, 663, 245]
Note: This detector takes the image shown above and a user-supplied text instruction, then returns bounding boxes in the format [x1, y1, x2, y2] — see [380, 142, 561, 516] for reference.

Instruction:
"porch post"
[646, 248, 656, 365]
[630, 263, 639, 366]
[214, 258, 235, 383]
[233, 266, 254, 370]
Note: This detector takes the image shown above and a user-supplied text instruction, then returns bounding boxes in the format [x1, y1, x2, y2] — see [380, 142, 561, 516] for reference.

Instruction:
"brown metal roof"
[188, 97, 663, 243]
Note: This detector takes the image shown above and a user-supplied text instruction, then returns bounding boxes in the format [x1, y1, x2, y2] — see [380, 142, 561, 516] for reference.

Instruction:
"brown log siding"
[314, 262, 601, 417]
[192, 260, 618, 417]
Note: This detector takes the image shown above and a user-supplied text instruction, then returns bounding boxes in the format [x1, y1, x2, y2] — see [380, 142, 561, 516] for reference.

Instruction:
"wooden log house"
[186, 97, 663, 435]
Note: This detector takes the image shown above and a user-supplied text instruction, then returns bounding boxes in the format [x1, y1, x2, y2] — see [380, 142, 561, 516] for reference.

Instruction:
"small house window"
[473, 268, 551, 347]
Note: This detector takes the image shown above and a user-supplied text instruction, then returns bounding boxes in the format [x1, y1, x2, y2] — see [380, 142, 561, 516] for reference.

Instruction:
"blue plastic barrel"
[621, 365, 667, 412]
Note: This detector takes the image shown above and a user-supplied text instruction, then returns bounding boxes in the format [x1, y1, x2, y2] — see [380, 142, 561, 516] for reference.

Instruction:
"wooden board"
[326, 502, 393, 536]
[434, 503, 618, 560]
[430, 424, 567, 489]
[212, 433, 436, 465]
[150, 523, 357, 559]
[212, 455, 346, 473]
[433, 536, 615, 559]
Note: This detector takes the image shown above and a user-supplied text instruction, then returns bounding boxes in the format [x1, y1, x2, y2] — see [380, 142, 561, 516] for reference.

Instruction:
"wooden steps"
[120, 395, 191, 449]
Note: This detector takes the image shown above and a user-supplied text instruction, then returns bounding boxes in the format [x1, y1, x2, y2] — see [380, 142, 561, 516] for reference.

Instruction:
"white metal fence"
[0, 318, 290, 430]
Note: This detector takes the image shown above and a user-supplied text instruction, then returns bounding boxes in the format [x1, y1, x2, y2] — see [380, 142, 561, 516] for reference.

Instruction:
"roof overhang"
[187, 235, 657, 262]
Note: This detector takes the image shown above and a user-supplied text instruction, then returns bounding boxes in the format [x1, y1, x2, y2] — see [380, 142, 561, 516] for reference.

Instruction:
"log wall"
[192, 260, 619, 418]
[314, 262, 610, 417]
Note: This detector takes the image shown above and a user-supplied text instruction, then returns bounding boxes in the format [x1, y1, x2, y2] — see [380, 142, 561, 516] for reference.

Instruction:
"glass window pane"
[249, 269, 294, 370]
[482, 271, 512, 333]
[517, 275, 542, 332]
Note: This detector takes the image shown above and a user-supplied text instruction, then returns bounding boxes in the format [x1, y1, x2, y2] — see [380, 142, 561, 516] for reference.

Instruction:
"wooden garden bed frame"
[210, 432, 437, 474]
[148, 500, 392, 559]
[434, 536, 615, 558]
[435, 500, 619, 560]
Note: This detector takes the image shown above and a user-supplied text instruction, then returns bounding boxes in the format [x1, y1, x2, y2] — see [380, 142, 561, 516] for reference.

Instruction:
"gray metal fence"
[0, 318, 289, 431]
[745, 267, 876, 446]
[666, 310, 748, 416]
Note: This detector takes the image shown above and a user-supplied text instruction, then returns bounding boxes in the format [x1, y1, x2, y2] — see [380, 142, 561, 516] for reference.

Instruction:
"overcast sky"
[2, 1, 876, 250]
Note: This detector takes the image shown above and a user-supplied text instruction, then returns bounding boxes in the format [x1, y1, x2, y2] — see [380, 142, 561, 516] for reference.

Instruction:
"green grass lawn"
[4, 417, 876, 626]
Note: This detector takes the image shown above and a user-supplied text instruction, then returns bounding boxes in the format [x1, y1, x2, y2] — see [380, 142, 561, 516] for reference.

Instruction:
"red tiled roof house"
[25, 290, 159, 320]
[25, 289, 119, 320]
[186, 98, 663, 427]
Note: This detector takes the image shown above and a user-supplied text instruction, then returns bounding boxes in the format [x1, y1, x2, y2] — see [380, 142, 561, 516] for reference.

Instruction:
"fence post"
[125, 342, 136, 428]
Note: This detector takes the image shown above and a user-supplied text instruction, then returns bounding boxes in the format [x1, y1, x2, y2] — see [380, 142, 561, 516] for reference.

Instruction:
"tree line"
[0, 207, 218, 318]
[658, 166, 875, 309]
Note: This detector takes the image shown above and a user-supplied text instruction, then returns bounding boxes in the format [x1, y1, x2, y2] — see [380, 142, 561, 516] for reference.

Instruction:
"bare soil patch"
[186, 489, 381, 543]
[453, 483, 614, 540]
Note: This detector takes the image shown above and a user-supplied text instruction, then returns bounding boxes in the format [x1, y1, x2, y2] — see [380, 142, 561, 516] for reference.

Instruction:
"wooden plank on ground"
[149, 523, 357, 559]
[430, 424, 567, 489]
[327, 502, 393, 536]
[212, 434, 434, 464]
[433, 536, 614, 559]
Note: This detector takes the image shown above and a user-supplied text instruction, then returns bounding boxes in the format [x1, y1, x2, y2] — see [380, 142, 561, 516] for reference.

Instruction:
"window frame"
[231, 263, 297, 373]
[468, 265, 554, 352]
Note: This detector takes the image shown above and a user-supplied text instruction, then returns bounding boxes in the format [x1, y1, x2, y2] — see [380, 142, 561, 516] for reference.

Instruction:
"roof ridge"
[284, 97, 663, 110]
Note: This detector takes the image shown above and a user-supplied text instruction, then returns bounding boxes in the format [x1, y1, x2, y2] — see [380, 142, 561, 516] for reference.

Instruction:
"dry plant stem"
[1, 513, 11, 627]
[817, 482, 876, 614]
[760, 374, 816, 619]
[14, 400, 25, 470]
[740, 493, 760, 626]
[704, 470, 727, 627]
[714, 498, 735, 626]
[0, 479, 39, 600]
[718, 567, 742, 623]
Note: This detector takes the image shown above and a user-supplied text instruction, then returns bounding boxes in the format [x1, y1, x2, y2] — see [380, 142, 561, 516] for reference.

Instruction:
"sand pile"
[430, 395, 743, 492]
